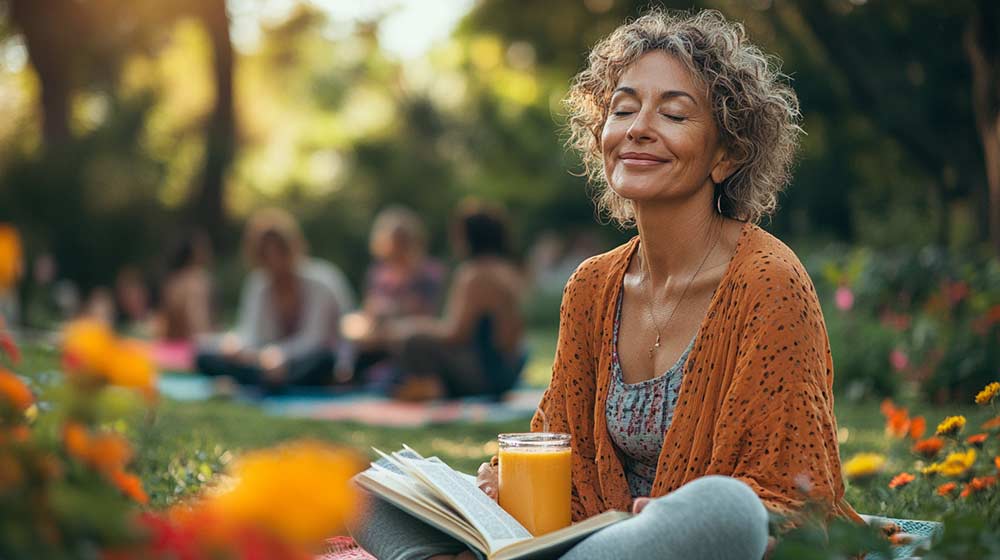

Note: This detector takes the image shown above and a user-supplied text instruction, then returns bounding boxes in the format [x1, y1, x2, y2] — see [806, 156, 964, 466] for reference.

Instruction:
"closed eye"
[612, 111, 634, 117]
[663, 114, 686, 122]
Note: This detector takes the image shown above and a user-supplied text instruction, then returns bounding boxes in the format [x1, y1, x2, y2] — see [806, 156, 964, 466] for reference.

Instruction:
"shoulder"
[729, 225, 816, 299]
[565, 237, 637, 293]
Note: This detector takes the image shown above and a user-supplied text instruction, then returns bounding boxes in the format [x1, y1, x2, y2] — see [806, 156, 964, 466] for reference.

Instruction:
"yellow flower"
[937, 449, 977, 478]
[843, 453, 886, 480]
[976, 382, 1000, 406]
[936, 415, 966, 436]
[62, 320, 115, 375]
[206, 440, 365, 548]
[0, 225, 22, 295]
[62, 320, 157, 393]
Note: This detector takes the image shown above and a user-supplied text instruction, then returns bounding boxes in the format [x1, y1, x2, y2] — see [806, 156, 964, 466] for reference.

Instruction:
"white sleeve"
[236, 273, 265, 347]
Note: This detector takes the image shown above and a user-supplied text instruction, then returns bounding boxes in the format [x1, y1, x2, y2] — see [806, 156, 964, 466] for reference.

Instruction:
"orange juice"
[498, 433, 572, 536]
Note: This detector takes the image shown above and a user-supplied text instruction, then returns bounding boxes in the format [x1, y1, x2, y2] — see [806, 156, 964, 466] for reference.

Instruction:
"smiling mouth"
[619, 154, 670, 167]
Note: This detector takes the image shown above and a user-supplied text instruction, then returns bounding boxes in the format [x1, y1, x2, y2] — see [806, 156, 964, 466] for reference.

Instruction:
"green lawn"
[17, 338, 997, 521]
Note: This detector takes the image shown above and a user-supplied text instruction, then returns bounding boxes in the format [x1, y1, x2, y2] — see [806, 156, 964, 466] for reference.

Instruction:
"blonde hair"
[564, 9, 802, 227]
[242, 208, 307, 267]
[369, 206, 428, 260]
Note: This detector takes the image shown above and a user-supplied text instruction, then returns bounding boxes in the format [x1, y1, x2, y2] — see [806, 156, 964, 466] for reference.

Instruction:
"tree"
[4, 0, 235, 238]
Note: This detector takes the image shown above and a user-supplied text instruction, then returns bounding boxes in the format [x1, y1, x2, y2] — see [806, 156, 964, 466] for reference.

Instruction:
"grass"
[16, 337, 998, 522]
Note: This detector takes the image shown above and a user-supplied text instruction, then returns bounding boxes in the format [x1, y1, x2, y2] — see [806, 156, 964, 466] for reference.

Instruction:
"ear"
[710, 150, 738, 185]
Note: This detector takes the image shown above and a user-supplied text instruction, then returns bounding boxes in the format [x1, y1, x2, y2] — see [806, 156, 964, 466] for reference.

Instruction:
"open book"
[353, 446, 630, 560]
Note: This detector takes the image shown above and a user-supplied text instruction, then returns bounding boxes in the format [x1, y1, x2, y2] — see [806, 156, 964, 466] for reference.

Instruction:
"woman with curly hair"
[352, 9, 860, 559]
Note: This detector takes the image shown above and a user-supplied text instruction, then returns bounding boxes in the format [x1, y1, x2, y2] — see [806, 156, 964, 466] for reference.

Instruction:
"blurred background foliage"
[0, 0, 997, 400]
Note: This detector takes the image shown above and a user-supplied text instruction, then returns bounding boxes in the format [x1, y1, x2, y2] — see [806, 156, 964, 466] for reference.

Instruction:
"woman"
[158, 230, 214, 342]
[385, 200, 525, 401]
[353, 9, 859, 559]
[196, 209, 342, 392]
[345, 206, 446, 382]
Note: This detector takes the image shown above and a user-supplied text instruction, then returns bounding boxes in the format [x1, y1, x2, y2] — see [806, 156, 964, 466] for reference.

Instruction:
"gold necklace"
[642, 221, 722, 359]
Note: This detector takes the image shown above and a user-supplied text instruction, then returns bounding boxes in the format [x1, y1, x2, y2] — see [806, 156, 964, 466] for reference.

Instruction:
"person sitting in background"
[195, 209, 342, 392]
[385, 200, 525, 401]
[342, 205, 445, 382]
[157, 230, 214, 341]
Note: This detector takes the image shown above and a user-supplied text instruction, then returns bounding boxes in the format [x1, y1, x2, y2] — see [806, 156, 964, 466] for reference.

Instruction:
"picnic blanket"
[156, 373, 545, 427]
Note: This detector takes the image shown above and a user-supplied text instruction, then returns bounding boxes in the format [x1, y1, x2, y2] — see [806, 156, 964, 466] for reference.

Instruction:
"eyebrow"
[613, 86, 696, 104]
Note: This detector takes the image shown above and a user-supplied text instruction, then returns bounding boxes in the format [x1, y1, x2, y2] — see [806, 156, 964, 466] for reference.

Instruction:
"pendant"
[649, 333, 661, 358]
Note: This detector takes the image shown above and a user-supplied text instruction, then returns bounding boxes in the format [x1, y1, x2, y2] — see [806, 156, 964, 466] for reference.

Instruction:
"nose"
[625, 106, 656, 143]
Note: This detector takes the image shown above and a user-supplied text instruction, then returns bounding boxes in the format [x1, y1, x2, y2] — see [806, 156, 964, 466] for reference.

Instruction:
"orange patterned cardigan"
[530, 222, 861, 524]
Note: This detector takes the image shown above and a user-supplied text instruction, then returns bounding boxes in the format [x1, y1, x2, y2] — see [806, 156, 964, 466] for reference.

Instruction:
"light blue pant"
[350, 475, 770, 560]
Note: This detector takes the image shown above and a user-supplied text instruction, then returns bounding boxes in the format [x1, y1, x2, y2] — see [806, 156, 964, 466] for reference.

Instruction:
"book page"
[394, 453, 532, 552]
[355, 469, 485, 550]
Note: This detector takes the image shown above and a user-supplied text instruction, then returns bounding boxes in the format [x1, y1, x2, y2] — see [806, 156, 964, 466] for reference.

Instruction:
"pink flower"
[890, 349, 909, 372]
[835, 286, 854, 311]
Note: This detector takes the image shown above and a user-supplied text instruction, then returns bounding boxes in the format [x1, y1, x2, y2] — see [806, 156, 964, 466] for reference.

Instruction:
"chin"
[608, 180, 666, 202]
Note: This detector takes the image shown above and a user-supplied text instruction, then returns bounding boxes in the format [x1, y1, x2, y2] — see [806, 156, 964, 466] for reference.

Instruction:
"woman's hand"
[476, 461, 498, 501]
[631, 497, 651, 514]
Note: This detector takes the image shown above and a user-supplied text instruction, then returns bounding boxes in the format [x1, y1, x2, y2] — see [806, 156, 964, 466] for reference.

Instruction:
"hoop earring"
[716, 193, 723, 215]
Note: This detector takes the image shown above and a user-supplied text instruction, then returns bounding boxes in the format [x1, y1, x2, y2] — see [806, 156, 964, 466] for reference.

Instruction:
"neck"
[634, 183, 723, 287]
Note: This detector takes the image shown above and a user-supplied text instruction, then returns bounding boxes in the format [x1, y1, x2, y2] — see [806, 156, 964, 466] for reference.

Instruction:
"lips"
[619, 152, 670, 166]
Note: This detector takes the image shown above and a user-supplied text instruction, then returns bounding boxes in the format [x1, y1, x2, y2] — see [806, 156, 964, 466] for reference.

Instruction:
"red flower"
[909, 416, 926, 440]
[966, 433, 988, 448]
[960, 476, 996, 498]
[936, 482, 957, 497]
[888, 472, 915, 489]
[912, 437, 945, 459]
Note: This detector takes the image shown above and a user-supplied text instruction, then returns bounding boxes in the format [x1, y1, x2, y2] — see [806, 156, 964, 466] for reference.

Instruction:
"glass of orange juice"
[497, 432, 572, 536]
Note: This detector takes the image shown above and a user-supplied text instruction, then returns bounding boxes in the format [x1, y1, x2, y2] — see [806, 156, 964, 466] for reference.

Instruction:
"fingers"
[476, 462, 499, 501]
[631, 496, 651, 514]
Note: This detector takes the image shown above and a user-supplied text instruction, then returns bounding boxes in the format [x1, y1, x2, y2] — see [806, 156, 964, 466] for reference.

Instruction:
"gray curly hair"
[564, 9, 802, 226]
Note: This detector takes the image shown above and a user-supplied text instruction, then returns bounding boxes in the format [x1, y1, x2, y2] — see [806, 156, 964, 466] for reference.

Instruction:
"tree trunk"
[190, 0, 235, 241]
[964, 1, 1000, 256]
[9, 0, 74, 147]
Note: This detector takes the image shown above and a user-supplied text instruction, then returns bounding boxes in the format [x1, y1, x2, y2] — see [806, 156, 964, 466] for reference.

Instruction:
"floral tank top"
[605, 287, 695, 498]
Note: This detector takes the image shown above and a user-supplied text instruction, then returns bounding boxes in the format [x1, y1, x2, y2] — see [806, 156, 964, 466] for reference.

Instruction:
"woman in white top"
[196, 209, 346, 392]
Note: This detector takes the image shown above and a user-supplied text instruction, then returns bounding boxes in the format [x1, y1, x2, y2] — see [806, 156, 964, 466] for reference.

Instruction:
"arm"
[710, 263, 853, 522]
[235, 273, 264, 349]
[274, 281, 340, 361]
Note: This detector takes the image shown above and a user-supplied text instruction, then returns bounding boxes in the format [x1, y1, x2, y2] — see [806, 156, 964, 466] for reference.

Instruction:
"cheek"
[600, 121, 621, 165]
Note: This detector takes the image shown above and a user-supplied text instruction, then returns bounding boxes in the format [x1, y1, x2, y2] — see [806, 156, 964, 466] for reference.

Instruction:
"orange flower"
[87, 433, 132, 475]
[983, 416, 1000, 431]
[909, 416, 926, 440]
[888, 472, 915, 489]
[995, 456, 1000, 472]
[62, 321, 157, 394]
[960, 476, 997, 498]
[103, 340, 156, 394]
[62, 423, 91, 463]
[62, 320, 115, 375]
[967, 433, 988, 448]
[912, 437, 944, 459]
[886, 409, 911, 439]
[881, 399, 911, 438]
[937, 482, 958, 497]
[0, 369, 32, 411]
[110, 470, 148, 504]
[0, 225, 22, 295]
[206, 440, 365, 547]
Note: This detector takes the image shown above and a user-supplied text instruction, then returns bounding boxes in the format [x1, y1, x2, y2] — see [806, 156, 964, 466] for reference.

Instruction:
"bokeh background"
[0, 0, 997, 402]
